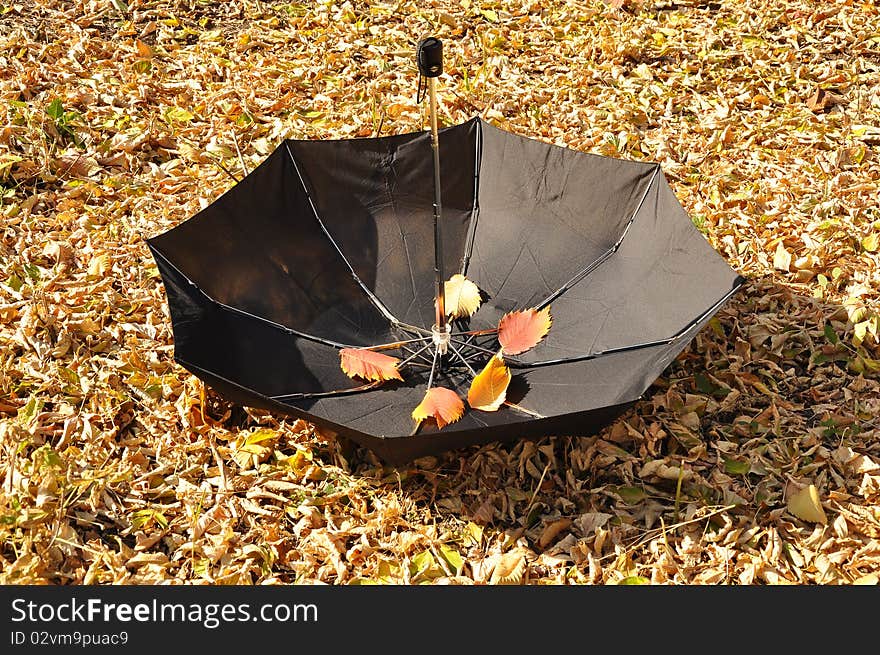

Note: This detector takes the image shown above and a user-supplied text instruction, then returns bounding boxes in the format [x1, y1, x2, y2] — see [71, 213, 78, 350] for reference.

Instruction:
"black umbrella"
[147, 39, 742, 464]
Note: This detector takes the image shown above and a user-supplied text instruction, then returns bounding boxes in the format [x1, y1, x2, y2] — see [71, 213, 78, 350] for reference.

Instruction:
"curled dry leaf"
[489, 550, 527, 585]
[773, 242, 792, 272]
[537, 518, 572, 550]
[442, 274, 482, 318]
[411, 387, 464, 429]
[497, 306, 552, 355]
[787, 484, 827, 524]
[467, 352, 511, 412]
[339, 348, 402, 382]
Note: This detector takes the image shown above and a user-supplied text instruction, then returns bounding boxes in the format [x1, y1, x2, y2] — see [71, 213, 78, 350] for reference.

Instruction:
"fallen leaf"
[339, 348, 402, 382]
[135, 39, 153, 59]
[467, 353, 511, 411]
[537, 518, 571, 549]
[87, 253, 109, 279]
[787, 484, 827, 524]
[861, 233, 879, 253]
[412, 387, 464, 429]
[489, 550, 527, 585]
[443, 274, 482, 318]
[617, 576, 650, 585]
[773, 242, 792, 271]
[497, 307, 552, 355]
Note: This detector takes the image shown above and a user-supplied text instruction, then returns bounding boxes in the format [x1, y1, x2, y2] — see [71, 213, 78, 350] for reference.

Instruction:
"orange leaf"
[339, 348, 402, 382]
[135, 39, 154, 59]
[497, 307, 552, 355]
[468, 353, 511, 411]
[412, 387, 464, 429]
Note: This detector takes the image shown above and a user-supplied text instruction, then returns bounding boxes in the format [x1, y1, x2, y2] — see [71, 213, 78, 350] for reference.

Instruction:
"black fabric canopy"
[147, 117, 742, 464]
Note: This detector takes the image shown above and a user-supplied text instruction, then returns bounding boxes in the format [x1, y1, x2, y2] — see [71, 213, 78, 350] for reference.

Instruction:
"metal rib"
[174, 357, 380, 403]
[284, 142, 401, 326]
[272, 382, 383, 402]
[149, 245, 355, 349]
[460, 117, 483, 275]
[508, 281, 744, 368]
[536, 165, 660, 310]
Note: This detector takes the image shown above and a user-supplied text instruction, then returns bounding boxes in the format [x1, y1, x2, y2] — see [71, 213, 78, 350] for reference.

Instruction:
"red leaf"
[339, 348, 402, 382]
[497, 307, 552, 355]
[412, 387, 464, 429]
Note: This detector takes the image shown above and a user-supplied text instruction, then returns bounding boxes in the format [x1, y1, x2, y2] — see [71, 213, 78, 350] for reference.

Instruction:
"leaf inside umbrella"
[412, 387, 464, 429]
[339, 348, 402, 382]
[497, 307, 552, 355]
[442, 274, 482, 319]
[468, 352, 511, 412]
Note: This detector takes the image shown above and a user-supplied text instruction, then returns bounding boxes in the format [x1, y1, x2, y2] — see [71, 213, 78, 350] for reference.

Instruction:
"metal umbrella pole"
[418, 37, 451, 365]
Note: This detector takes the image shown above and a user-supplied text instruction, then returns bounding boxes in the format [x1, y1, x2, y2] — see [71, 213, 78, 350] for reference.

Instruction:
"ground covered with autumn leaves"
[2, 0, 880, 585]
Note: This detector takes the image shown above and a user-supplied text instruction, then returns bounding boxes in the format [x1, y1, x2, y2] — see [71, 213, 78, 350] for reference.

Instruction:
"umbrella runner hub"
[431, 323, 452, 355]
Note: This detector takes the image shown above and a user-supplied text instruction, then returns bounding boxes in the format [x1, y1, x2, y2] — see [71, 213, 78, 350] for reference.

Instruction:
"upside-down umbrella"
[147, 39, 743, 464]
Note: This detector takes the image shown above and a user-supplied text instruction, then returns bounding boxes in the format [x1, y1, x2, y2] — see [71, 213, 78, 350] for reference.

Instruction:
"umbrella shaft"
[429, 77, 446, 332]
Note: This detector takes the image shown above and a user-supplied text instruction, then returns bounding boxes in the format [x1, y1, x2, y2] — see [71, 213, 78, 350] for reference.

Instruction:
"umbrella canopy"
[147, 117, 743, 464]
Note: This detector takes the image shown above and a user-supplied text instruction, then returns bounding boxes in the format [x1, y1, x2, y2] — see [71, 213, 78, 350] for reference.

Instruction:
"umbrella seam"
[149, 245, 359, 350]
[460, 117, 483, 275]
[283, 141, 404, 328]
[536, 164, 662, 310]
[176, 355, 384, 404]
[510, 280, 744, 368]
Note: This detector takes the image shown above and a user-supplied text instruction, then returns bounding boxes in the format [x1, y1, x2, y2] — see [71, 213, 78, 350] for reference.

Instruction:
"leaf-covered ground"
[2, 0, 879, 584]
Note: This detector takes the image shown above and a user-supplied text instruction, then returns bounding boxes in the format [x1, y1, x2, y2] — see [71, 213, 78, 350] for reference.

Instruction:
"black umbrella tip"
[417, 37, 443, 78]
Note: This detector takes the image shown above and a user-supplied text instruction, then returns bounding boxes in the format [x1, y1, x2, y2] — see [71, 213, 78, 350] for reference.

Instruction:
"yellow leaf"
[862, 232, 879, 253]
[787, 484, 827, 524]
[87, 254, 109, 279]
[852, 573, 879, 585]
[773, 242, 792, 271]
[412, 387, 464, 429]
[467, 353, 511, 411]
[443, 274, 482, 318]
[489, 550, 527, 585]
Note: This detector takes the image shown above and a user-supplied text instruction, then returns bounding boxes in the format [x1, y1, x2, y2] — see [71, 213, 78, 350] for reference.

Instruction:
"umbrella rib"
[448, 342, 478, 378]
[460, 118, 483, 275]
[503, 401, 545, 419]
[508, 281, 744, 368]
[271, 381, 384, 401]
[399, 342, 433, 368]
[535, 165, 661, 310]
[284, 143, 404, 329]
[176, 356, 382, 402]
[149, 245, 356, 349]
[450, 337, 497, 358]
[426, 347, 440, 389]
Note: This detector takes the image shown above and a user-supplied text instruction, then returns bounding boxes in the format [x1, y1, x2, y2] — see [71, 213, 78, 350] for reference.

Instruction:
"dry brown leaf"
[537, 518, 571, 549]
[787, 484, 828, 524]
[773, 242, 792, 272]
[489, 550, 527, 585]
[852, 573, 879, 586]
